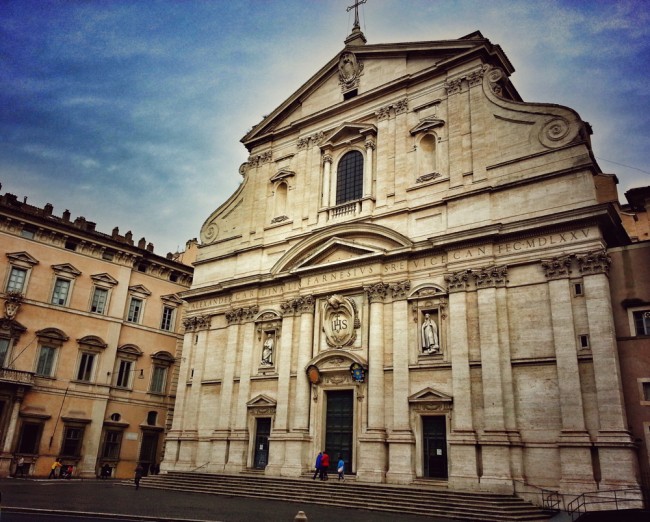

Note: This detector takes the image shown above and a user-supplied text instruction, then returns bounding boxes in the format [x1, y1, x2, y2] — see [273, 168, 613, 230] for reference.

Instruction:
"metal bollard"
[294, 510, 307, 521]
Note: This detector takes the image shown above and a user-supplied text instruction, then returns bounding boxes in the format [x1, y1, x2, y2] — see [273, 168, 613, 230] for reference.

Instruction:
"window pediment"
[270, 169, 295, 183]
[161, 293, 183, 305]
[320, 122, 377, 149]
[151, 351, 175, 364]
[77, 335, 107, 349]
[36, 327, 69, 343]
[128, 285, 151, 297]
[6, 251, 39, 268]
[52, 263, 81, 278]
[117, 344, 143, 357]
[410, 117, 445, 135]
[90, 273, 118, 287]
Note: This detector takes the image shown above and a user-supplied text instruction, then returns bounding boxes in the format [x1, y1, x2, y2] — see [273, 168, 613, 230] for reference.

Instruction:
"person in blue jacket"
[312, 452, 322, 480]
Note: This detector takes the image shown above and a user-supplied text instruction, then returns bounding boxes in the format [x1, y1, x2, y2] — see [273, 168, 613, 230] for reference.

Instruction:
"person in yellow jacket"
[48, 459, 62, 479]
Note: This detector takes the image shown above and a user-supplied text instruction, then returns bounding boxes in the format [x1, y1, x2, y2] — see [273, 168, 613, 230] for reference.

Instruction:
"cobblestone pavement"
[0, 478, 455, 522]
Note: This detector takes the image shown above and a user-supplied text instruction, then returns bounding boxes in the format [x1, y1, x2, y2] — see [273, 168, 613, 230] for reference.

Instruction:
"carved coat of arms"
[338, 52, 363, 91]
[323, 294, 360, 348]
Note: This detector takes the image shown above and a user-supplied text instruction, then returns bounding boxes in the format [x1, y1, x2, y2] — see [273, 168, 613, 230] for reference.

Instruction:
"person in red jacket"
[319, 450, 330, 480]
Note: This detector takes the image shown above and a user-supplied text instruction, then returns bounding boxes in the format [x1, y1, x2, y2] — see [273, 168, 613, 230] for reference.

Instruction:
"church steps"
[131, 472, 552, 521]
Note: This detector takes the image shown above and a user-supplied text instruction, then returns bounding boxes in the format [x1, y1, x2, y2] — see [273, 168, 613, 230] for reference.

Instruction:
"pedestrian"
[101, 463, 111, 479]
[48, 459, 62, 479]
[320, 450, 330, 480]
[337, 454, 345, 481]
[134, 463, 144, 490]
[15, 456, 25, 477]
[312, 451, 322, 480]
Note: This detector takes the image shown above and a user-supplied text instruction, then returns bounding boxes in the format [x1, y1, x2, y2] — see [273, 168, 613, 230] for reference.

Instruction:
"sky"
[1, 0, 649, 257]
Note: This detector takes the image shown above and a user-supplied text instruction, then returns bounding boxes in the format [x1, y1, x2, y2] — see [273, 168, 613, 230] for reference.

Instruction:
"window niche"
[410, 287, 448, 361]
[269, 169, 295, 225]
[410, 115, 445, 185]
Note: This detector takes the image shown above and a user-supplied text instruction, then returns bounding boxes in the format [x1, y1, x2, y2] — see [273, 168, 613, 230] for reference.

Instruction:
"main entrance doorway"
[253, 417, 271, 469]
[423, 415, 448, 478]
[138, 431, 160, 476]
[325, 390, 353, 474]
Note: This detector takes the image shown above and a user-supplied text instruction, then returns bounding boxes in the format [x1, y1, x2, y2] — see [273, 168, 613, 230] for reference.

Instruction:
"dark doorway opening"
[253, 417, 271, 469]
[138, 431, 160, 476]
[325, 389, 353, 474]
[423, 416, 448, 478]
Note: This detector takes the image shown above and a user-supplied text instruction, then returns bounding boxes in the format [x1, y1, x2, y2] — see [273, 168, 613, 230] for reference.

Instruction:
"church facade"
[163, 25, 641, 498]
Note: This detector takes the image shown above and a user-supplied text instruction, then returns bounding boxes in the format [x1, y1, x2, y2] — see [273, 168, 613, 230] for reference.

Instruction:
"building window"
[17, 421, 43, 454]
[633, 310, 650, 336]
[101, 430, 123, 459]
[335, 150, 363, 205]
[76, 352, 95, 382]
[578, 334, 590, 350]
[127, 297, 143, 323]
[0, 338, 10, 367]
[115, 359, 133, 388]
[643, 382, 650, 402]
[61, 426, 84, 457]
[147, 411, 158, 426]
[6, 267, 27, 293]
[150, 366, 167, 394]
[36, 344, 57, 377]
[160, 306, 175, 331]
[51, 278, 71, 306]
[90, 287, 109, 314]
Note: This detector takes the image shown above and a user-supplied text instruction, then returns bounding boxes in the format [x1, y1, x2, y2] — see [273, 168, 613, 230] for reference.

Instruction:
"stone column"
[542, 256, 596, 493]
[321, 154, 332, 207]
[386, 281, 416, 484]
[444, 270, 479, 491]
[577, 251, 638, 488]
[474, 266, 512, 493]
[267, 300, 295, 476]
[357, 282, 389, 483]
[225, 306, 258, 473]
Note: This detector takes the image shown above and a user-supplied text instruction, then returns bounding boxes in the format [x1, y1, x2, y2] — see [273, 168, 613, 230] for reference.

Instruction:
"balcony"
[0, 367, 35, 387]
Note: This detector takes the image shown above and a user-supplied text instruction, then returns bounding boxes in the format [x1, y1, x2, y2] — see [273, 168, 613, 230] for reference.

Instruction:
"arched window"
[336, 151, 363, 205]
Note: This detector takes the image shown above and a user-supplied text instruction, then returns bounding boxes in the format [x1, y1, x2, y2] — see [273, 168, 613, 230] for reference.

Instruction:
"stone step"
[128, 471, 553, 521]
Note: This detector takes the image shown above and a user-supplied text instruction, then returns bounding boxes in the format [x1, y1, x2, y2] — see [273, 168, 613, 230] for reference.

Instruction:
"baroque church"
[162, 13, 641, 498]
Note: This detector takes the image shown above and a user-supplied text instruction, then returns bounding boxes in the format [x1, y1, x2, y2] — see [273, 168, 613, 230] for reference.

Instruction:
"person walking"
[134, 463, 144, 490]
[320, 450, 330, 480]
[48, 459, 62, 479]
[337, 454, 345, 481]
[312, 452, 322, 480]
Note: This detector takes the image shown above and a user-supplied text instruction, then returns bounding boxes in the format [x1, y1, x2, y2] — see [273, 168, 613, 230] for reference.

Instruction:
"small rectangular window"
[21, 228, 35, 239]
[76, 352, 95, 382]
[61, 426, 84, 457]
[633, 310, 650, 336]
[0, 338, 10, 367]
[6, 267, 27, 293]
[160, 306, 175, 331]
[90, 287, 109, 314]
[115, 360, 132, 388]
[127, 298, 142, 323]
[578, 334, 590, 349]
[150, 366, 167, 394]
[36, 345, 56, 376]
[573, 283, 584, 296]
[51, 278, 71, 306]
[643, 382, 650, 402]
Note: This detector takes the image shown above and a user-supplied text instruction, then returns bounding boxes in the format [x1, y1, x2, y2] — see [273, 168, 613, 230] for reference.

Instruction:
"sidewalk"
[0, 478, 445, 522]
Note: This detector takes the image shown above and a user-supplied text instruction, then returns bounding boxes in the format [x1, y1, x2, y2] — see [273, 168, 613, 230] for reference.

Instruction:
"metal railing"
[567, 488, 644, 519]
[513, 479, 562, 512]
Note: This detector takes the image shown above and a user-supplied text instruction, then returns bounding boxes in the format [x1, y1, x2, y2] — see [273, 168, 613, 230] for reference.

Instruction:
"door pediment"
[409, 387, 453, 411]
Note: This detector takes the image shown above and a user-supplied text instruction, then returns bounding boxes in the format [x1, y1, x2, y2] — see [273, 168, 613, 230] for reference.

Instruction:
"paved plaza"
[0, 478, 452, 522]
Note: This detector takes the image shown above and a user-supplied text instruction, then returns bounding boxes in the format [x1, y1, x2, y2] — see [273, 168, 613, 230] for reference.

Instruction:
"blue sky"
[1, 0, 649, 256]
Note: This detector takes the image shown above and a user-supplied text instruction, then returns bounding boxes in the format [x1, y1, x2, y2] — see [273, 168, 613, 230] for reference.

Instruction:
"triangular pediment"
[410, 117, 445, 135]
[242, 35, 514, 147]
[90, 273, 119, 286]
[128, 284, 151, 297]
[320, 122, 377, 149]
[293, 238, 384, 272]
[247, 394, 277, 409]
[161, 293, 183, 305]
[409, 387, 453, 404]
[6, 251, 39, 267]
[269, 169, 295, 183]
[51, 263, 82, 277]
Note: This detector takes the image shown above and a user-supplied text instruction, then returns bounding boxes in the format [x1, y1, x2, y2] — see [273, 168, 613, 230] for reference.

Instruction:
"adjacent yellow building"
[0, 192, 193, 479]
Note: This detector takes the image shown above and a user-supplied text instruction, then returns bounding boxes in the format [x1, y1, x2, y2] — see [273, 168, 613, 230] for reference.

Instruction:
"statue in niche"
[261, 332, 275, 366]
[421, 313, 440, 354]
